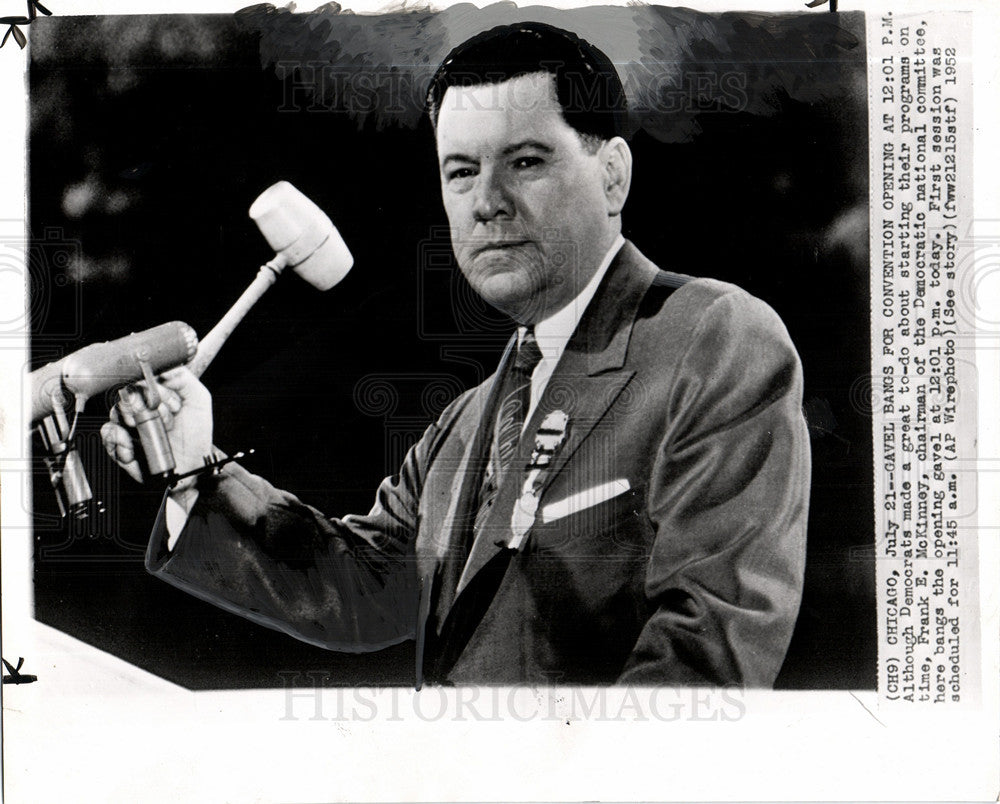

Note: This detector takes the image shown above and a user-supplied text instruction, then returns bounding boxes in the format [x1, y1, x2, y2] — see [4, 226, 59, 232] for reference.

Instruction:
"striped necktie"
[473, 329, 543, 536]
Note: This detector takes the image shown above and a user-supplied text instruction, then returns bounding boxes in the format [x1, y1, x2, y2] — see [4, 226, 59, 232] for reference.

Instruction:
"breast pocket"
[529, 483, 651, 558]
[523, 483, 652, 631]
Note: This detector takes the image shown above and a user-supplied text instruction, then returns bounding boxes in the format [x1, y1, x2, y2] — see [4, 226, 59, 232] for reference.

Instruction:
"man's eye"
[512, 156, 544, 169]
[446, 167, 476, 181]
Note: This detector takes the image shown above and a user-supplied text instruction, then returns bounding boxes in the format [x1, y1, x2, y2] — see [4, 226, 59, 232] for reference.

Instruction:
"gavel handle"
[188, 255, 287, 378]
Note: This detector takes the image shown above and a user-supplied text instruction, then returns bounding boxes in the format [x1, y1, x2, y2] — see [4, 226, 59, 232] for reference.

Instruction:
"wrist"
[167, 483, 199, 514]
[168, 446, 227, 493]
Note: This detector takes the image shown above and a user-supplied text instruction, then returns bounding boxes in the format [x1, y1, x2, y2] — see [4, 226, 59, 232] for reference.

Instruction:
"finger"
[157, 400, 174, 431]
[136, 381, 165, 411]
[161, 386, 182, 415]
[159, 367, 210, 405]
[101, 421, 134, 461]
[100, 422, 143, 483]
[101, 420, 133, 455]
[115, 390, 139, 428]
[157, 366, 189, 388]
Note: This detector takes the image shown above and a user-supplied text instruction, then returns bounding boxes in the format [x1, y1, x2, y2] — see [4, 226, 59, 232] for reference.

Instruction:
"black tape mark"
[1, 0, 53, 50]
[805, 0, 839, 10]
[2, 657, 38, 684]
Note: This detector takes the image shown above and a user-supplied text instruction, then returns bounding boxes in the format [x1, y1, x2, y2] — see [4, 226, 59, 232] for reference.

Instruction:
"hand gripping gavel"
[31, 181, 354, 518]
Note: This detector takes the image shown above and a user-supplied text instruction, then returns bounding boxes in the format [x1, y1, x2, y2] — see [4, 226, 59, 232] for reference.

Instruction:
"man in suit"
[102, 22, 810, 687]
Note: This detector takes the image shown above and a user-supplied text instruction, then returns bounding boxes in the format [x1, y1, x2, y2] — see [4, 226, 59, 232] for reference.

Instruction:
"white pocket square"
[541, 479, 631, 524]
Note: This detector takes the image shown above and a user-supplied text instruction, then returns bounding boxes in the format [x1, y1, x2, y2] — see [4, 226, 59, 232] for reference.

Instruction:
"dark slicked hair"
[425, 22, 627, 148]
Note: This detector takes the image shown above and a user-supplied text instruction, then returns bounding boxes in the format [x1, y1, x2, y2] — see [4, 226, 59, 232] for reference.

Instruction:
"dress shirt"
[523, 233, 625, 426]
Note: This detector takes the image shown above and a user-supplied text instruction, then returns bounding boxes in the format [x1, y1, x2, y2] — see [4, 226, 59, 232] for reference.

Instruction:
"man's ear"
[601, 137, 632, 216]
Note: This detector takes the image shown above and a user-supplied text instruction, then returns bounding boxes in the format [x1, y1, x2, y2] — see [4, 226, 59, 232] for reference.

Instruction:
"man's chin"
[472, 275, 542, 323]
[461, 258, 544, 322]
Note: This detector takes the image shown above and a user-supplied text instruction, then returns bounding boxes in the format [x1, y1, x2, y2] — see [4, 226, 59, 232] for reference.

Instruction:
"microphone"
[31, 358, 98, 519]
[188, 181, 354, 377]
[30, 321, 198, 517]
[30, 358, 69, 423]
[61, 321, 198, 406]
[61, 321, 198, 478]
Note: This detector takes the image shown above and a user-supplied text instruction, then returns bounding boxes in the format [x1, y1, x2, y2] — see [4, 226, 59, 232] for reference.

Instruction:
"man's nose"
[472, 166, 512, 222]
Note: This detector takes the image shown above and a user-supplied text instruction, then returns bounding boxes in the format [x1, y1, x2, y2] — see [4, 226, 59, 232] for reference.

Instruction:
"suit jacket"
[146, 241, 810, 687]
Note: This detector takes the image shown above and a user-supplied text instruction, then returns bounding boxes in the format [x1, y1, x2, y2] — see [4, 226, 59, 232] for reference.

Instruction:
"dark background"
[28, 7, 874, 689]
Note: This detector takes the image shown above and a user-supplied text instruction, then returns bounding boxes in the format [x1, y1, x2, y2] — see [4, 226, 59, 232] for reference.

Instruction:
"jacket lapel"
[420, 336, 517, 629]
[454, 241, 660, 596]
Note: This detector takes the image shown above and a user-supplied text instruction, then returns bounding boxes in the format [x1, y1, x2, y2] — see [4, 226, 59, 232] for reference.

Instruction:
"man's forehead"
[435, 72, 566, 148]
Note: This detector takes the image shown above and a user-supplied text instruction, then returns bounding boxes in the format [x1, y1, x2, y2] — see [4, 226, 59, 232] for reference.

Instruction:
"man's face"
[435, 72, 616, 324]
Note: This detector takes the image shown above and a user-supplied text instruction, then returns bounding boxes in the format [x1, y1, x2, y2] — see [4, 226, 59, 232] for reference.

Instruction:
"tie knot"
[514, 330, 543, 374]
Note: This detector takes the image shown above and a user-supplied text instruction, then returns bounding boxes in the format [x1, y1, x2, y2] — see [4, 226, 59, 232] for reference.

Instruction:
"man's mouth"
[471, 240, 531, 257]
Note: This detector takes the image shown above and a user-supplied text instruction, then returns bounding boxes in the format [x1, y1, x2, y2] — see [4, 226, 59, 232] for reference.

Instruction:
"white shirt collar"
[518, 233, 626, 362]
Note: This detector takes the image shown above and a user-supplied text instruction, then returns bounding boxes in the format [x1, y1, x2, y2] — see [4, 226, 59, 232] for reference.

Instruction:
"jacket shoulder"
[644, 268, 786, 335]
[433, 384, 482, 430]
[629, 255, 797, 370]
[624, 243, 745, 321]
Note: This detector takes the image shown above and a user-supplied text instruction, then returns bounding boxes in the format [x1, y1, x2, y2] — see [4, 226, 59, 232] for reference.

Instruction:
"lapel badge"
[507, 410, 570, 551]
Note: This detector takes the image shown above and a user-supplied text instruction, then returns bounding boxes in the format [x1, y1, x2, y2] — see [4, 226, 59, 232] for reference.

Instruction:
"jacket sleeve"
[144, 417, 444, 653]
[618, 288, 810, 687]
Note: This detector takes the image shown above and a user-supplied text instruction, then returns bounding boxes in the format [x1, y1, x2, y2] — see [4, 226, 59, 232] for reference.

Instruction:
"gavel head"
[249, 181, 354, 291]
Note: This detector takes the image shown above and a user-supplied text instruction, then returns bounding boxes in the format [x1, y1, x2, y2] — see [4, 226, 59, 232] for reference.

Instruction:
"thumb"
[101, 422, 143, 483]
